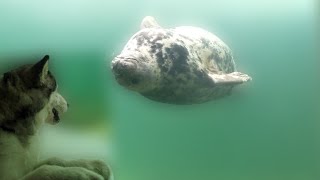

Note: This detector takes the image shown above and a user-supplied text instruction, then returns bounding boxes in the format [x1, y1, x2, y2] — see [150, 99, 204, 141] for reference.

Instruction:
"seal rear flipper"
[209, 72, 252, 86]
[141, 16, 162, 29]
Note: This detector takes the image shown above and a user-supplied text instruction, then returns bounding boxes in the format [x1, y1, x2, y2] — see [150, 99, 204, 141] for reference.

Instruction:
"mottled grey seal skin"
[112, 16, 252, 104]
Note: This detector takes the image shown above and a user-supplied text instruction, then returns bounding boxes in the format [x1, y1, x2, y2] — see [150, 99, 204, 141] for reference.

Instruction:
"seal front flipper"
[141, 16, 162, 29]
[209, 72, 252, 86]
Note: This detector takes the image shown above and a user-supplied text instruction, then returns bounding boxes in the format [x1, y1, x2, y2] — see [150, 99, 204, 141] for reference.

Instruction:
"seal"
[112, 16, 252, 104]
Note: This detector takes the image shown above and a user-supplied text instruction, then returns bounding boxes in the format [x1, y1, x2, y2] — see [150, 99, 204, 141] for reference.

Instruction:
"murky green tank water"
[0, 0, 319, 180]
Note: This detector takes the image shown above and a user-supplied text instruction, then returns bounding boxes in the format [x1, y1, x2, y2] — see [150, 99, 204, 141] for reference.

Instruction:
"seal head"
[112, 54, 157, 93]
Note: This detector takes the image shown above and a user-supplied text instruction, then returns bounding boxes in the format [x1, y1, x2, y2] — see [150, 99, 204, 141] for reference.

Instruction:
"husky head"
[0, 55, 68, 140]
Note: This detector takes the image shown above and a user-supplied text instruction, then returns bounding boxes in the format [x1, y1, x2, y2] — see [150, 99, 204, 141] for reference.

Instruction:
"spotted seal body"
[112, 16, 252, 104]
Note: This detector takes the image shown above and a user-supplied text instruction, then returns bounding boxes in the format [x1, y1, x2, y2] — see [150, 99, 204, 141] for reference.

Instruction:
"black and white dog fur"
[0, 55, 112, 180]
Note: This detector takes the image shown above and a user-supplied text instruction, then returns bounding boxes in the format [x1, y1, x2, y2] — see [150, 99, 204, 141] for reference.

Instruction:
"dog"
[0, 55, 112, 180]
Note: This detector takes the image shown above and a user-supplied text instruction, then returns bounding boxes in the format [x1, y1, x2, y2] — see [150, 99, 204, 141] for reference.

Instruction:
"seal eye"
[131, 78, 139, 85]
[2, 73, 14, 85]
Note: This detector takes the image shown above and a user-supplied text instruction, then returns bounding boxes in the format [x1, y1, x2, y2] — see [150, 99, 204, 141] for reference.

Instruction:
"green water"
[0, 0, 319, 180]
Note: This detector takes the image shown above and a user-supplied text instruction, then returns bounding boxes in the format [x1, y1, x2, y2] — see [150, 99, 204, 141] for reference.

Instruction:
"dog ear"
[31, 55, 50, 84]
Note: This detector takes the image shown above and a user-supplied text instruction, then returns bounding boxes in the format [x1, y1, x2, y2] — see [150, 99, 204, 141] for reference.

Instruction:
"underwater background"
[0, 0, 319, 180]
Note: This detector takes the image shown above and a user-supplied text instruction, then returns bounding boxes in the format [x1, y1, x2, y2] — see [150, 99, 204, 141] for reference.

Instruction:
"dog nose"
[67, 103, 70, 108]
